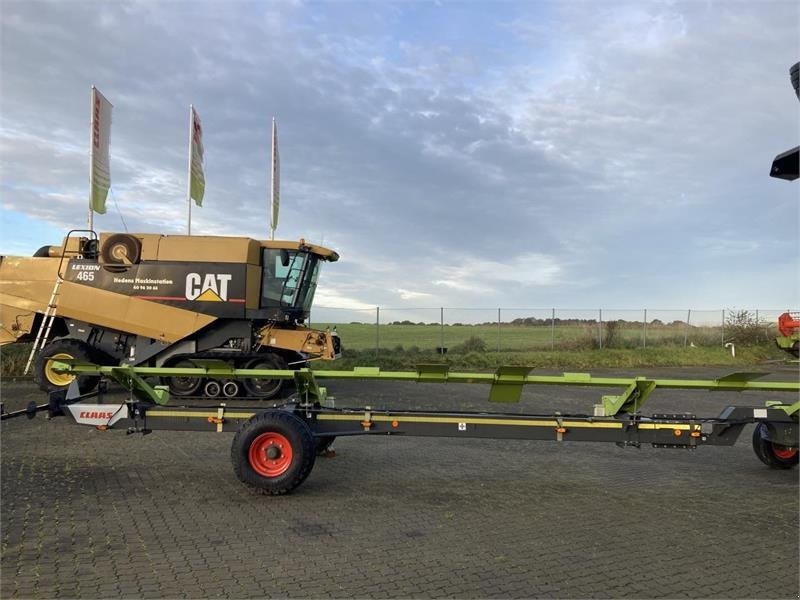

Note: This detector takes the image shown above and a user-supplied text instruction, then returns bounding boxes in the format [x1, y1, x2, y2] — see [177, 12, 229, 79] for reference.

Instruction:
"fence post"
[598, 309, 603, 349]
[756, 309, 761, 343]
[497, 308, 501, 353]
[643, 309, 647, 348]
[376, 306, 380, 358]
[551, 308, 555, 351]
[440, 307, 444, 353]
[684, 309, 691, 347]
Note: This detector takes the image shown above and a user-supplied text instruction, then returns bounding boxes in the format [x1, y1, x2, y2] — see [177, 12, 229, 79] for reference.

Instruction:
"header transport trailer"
[0, 230, 341, 400]
[3, 361, 797, 495]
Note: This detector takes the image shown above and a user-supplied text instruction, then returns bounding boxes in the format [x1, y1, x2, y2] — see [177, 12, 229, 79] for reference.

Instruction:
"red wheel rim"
[249, 432, 293, 477]
[773, 446, 798, 460]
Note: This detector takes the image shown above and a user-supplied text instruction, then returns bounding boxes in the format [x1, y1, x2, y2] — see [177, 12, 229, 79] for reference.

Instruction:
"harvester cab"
[0, 231, 341, 400]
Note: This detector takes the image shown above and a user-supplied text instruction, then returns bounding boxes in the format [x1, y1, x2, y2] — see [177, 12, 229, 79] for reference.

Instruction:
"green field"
[319, 321, 733, 353]
[1, 319, 784, 379]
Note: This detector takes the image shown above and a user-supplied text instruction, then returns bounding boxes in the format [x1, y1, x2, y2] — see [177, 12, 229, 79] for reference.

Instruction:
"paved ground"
[1, 365, 798, 599]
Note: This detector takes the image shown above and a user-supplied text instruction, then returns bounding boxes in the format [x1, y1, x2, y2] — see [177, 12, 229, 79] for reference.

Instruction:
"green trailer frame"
[3, 361, 798, 495]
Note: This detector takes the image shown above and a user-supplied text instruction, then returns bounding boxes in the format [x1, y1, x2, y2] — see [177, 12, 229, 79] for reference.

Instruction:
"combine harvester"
[0, 230, 340, 400]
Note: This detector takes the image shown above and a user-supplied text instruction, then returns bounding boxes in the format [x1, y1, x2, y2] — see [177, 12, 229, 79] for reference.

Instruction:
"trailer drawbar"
[2, 361, 798, 495]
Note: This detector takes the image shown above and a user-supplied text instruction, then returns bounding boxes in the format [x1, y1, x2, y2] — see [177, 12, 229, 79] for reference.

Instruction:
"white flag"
[270, 118, 280, 237]
[190, 106, 205, 206]
[90, 87, 112, 214]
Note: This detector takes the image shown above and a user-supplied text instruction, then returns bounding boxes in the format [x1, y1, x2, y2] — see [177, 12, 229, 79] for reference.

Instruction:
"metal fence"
[309, 307, 792, 353]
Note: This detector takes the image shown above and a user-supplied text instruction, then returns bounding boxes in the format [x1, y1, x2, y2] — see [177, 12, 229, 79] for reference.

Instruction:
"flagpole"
[270, 117, 279, 241]
[187, 105, 193, 236]
[88, 86, 95, 232]
[270, 117, 275, 240]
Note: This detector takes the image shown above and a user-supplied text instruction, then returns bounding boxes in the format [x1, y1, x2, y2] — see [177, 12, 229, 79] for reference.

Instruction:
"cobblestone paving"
[1, 366, 798, 598]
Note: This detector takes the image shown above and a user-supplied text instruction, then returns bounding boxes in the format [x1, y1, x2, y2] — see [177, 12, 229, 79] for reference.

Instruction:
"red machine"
[777, 311, 800, 337]
[776, 311, 800, 357]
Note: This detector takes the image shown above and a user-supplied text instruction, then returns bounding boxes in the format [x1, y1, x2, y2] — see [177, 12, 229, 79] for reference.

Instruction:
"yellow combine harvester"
[0, 231, 340, 399]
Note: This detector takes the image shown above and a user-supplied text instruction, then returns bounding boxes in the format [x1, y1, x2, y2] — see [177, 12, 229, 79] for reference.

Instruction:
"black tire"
[241, 354, 287, 399]
[316, 435, 336, 455]
[162, 358, 204, 397]
[231, 411, 316, 495]
[752, 423, 799, 469]
[33, 339, 99, 394]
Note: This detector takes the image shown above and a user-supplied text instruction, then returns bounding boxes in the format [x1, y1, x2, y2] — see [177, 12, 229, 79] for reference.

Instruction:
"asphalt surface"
[1, 365, 798, 599]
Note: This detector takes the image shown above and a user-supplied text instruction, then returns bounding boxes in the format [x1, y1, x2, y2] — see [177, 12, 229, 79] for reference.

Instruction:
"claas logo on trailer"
[185, 273, 232, 302]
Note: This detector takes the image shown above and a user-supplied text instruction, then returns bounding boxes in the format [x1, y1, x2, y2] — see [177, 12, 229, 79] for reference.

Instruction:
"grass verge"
[322, 345, 787, 371]
[2, 342, 789, 382]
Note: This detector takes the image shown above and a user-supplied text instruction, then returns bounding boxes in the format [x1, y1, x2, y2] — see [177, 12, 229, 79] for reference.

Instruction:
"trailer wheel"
[231, 411, 316, 495]
[241, 355, 286, 399]
[33, 339, 99, 394]
[752, 423, 799, 469]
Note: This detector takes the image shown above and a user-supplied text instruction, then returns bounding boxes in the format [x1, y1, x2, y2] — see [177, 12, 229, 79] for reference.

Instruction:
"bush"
[555, 327, 599, 351]
[453, 335, 488, 354]
[604, 321, 622, 348]
[724, 310, 768, 345]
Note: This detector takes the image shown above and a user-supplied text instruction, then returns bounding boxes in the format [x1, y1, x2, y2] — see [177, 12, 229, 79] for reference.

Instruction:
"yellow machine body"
[0, 232, 340, 398]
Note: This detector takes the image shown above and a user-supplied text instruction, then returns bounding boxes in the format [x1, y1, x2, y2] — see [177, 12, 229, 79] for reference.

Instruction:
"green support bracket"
[353, 366, 381, 377]
[293, 369, 328, 405]
[489, 366, 532, 403]
[50, 361, 169, 405]
[714, 372, 768, 387]
[416, 364, 450, 382]
[98, 364, 170, 405]
[715, 372, 767, 382]
[187, 359, 238, 378]
[601, 378, 656, 416]
[766, 400, 800, 417]
[563, 373, 593, 383]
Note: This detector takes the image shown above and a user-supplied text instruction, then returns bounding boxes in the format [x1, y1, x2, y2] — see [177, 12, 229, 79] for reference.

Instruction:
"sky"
[1, 0, 798, 323]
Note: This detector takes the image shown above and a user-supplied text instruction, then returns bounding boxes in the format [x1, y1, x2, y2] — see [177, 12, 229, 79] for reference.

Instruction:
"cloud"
[1, 0, 797, 312]
[694, 236, 761, 257]
[313, 287, 376, 311]
[432, 252, 563, 295]
[397, 288, 433, 301]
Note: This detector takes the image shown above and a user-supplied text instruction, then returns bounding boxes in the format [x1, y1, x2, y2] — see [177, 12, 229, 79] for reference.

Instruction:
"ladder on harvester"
[22, 229, 98, 376]
[24, 275, 64, 375]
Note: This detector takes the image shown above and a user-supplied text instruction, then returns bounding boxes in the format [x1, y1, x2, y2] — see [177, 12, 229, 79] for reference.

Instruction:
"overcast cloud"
[1, 1, 798, 320]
